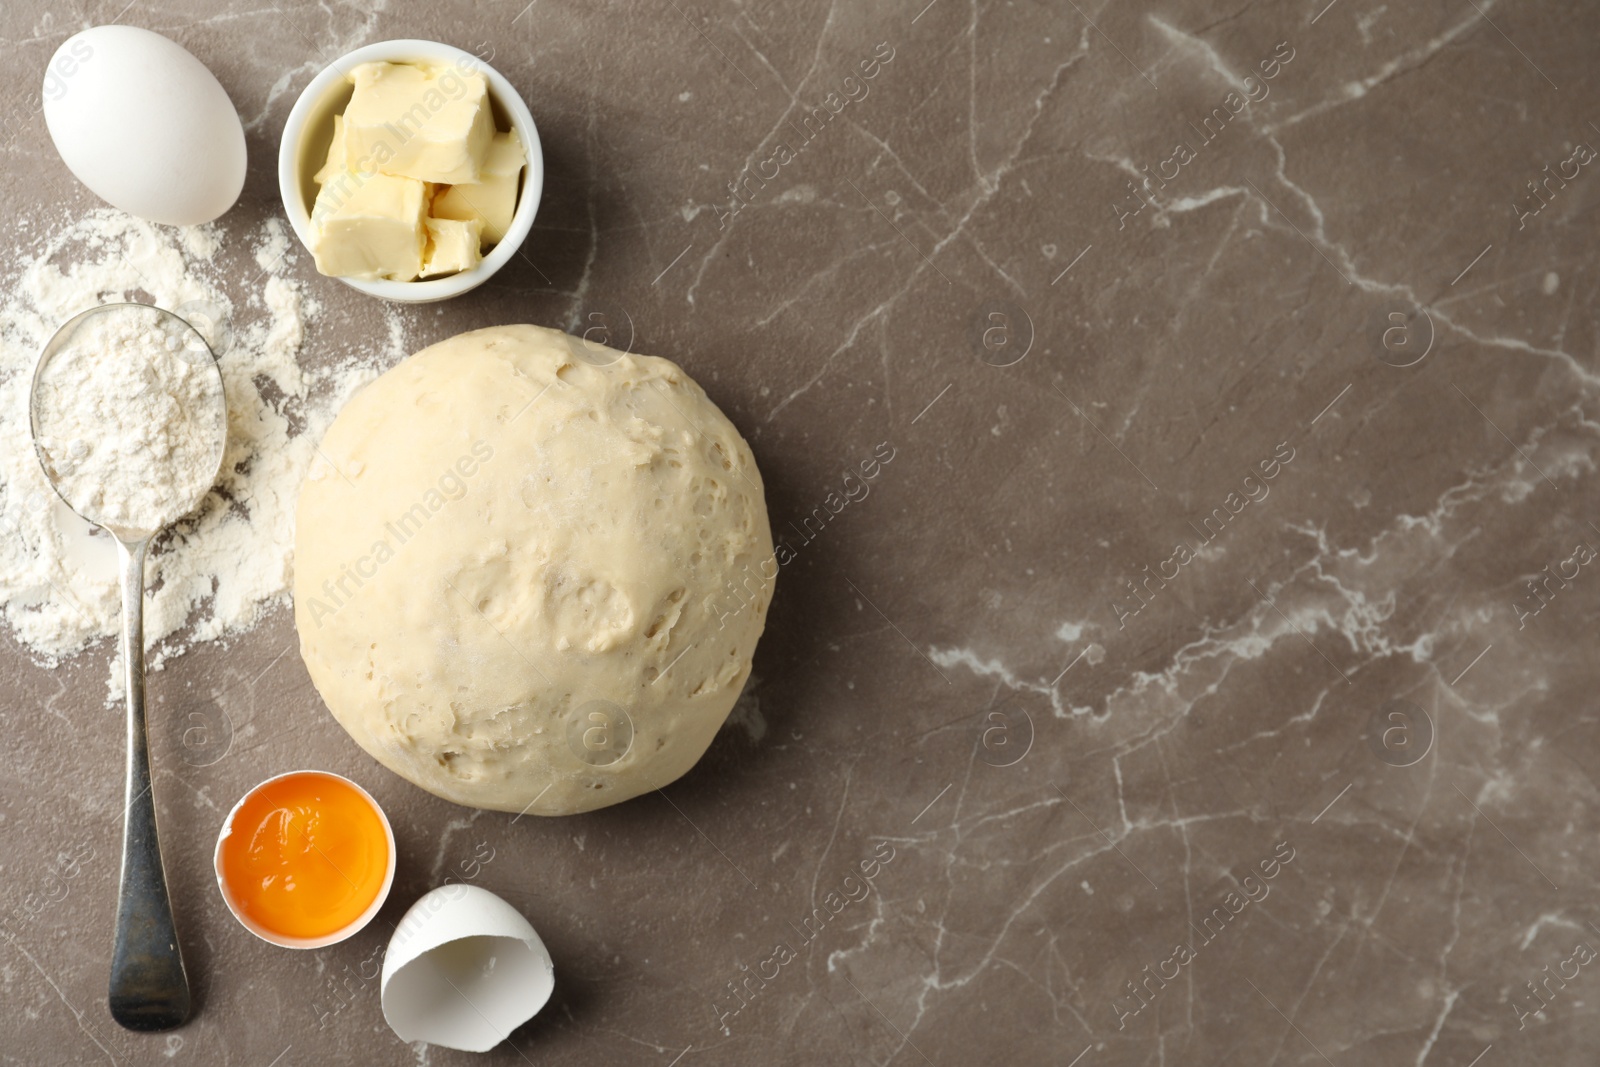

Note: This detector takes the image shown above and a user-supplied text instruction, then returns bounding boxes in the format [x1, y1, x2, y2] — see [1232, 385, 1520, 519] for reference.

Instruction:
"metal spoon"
[28, 303, 228, 1032]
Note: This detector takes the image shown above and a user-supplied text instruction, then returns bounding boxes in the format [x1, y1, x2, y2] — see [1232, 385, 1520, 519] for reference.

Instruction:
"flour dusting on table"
[0, 210, 381, 677]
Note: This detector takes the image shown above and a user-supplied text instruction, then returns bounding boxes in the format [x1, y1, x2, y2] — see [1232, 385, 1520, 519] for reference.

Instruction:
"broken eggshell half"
[380, 883, 555, 1052]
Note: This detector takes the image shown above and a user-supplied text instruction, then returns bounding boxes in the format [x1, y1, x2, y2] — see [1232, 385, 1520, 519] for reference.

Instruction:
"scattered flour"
[33, 305, 227, 534]
[0, 210, 383, 684]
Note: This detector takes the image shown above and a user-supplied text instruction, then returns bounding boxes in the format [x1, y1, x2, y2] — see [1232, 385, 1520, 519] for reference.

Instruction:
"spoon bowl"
[30, 302, 227, 539]
[28, 302, 227, 1032]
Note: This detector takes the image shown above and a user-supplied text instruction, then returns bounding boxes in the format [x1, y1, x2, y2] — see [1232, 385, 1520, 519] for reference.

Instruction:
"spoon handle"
[108, 536, 192, 1032]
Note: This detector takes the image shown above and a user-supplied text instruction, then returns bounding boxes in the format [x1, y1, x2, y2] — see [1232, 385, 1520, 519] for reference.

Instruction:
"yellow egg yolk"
[220, 772, 389, 940]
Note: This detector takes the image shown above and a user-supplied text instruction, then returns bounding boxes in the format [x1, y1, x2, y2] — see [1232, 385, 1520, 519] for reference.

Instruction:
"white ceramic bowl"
[277, 39, 543, 303]
[214, 769, 397, 949]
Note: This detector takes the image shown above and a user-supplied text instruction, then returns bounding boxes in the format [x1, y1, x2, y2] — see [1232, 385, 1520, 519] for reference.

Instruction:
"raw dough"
[294, 325, 774, 815]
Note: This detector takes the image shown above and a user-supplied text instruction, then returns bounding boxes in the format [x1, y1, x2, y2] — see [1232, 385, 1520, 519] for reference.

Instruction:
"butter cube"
[314, 113, 348, 186]
[420, 217, 483, 277]
[431, 130, 525, 246]
[310, 171, 428, 280]
[343, 62, 495, 185]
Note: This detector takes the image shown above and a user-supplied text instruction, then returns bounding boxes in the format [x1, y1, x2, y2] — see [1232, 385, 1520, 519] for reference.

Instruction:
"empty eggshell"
[380, 884, 555, 1052]
[41, 26, 246, 225]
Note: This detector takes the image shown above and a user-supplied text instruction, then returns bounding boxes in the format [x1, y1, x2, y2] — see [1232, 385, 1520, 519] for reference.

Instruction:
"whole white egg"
[42, 26, 246, 226]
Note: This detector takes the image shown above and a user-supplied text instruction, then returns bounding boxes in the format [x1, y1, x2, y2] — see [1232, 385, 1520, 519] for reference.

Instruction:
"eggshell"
[42, 26, 246, 225]
[381, 884, 555, 1052]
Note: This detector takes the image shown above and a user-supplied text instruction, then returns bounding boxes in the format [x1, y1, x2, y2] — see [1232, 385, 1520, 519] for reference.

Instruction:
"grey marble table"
[2, 0, 1597, 1064]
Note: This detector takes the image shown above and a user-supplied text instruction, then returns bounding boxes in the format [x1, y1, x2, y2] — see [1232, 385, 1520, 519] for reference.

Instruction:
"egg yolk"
[219, 772, 389, 940]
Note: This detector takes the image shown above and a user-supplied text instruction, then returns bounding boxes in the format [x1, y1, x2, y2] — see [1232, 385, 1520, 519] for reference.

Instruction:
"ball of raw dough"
[293, 325, 774, 815]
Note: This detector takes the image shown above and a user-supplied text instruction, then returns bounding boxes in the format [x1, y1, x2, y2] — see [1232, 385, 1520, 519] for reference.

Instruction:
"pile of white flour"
[0, 210, 385, 682]
[33, 306, 227, 534]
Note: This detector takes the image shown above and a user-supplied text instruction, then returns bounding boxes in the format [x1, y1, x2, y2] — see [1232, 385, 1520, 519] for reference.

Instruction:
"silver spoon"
[28, 303, 228, 1032]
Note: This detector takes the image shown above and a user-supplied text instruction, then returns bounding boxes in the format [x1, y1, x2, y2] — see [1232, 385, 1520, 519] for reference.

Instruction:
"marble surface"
[3, 0, 1599, 1064]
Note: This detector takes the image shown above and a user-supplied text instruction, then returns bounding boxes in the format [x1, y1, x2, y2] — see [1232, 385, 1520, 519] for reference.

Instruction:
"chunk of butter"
[309, 171, 428, 281]
[421, 217, 483, 277]
[343, 61, 495, 185]
[431, 129, 524, 246]
[315, 113, 348, 186]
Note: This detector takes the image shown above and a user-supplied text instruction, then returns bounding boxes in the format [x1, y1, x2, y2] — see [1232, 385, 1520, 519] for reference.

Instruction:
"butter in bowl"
[279, 40, 544, 302]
